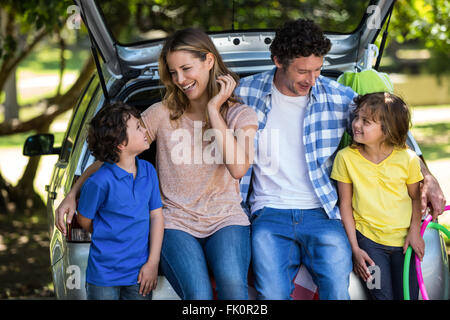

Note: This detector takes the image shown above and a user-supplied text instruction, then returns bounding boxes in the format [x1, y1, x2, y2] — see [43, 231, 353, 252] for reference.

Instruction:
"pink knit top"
[141, 102, 258, 237]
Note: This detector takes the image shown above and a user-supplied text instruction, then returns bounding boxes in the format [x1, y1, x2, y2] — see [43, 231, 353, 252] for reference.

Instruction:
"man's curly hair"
[270, 19, 331, 67]
[87, 101, 141, 163]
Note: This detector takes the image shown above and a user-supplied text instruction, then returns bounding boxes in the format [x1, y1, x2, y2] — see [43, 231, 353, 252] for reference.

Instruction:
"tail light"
[67, 212, 91, 242]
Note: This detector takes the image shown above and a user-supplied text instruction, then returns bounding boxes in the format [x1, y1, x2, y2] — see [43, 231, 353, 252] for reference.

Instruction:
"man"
[235, 19, 446, 300]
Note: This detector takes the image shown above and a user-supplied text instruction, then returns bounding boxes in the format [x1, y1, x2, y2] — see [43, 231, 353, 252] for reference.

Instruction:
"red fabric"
[210, 264, 319, 300]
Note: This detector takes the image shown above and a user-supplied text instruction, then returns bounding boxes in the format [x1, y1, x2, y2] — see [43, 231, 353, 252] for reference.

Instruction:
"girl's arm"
[404, 182, 425, 260]
[337, 181, 374, 281]
[337, 182, 359, 252]
[55, 160, 103, 235]
[207, 74, 257, 179]
[138, 207, 164, 296]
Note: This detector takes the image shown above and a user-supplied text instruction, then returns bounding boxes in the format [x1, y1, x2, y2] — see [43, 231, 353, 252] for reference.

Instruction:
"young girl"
[331, 92, 425, 300]
[55, 28, 258, 300]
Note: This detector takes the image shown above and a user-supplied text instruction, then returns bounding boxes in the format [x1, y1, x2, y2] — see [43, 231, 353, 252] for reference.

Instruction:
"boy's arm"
[75, 212, 93, 233]
[138, 207, 164, 296]
[56, 160, 103, 235]
[148, 207, 164, 266]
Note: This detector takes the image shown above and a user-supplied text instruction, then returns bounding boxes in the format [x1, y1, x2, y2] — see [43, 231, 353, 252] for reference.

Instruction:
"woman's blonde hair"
[158, 28, 240, 126]
[351, 92, 411, 149]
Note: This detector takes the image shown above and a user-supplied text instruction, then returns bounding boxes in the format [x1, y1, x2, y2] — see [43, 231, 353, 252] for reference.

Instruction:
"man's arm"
[417, 156, 446, 220]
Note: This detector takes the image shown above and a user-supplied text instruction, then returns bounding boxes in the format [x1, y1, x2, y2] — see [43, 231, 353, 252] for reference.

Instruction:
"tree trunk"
[0, 57, 95, 215]
[0, 56, 95, 136]
[4, 67, 19, 120]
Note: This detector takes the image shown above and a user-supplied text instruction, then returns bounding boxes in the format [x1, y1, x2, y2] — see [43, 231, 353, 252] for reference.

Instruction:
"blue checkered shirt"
[235, 67, 358, 220]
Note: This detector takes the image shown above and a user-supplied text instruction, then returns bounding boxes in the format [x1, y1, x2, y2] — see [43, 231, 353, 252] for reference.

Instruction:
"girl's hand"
[403, 228, 425, 261]
[352, 248, 375, 281]
[137, 260, 159, 296]
[207, 74, 236, 113]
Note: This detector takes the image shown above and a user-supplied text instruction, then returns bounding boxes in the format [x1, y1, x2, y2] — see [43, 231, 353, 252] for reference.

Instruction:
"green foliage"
[390, 0, 450, 77]
[0, 0, 72, 60]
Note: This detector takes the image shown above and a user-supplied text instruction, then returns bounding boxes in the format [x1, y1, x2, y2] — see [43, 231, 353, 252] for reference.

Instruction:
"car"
[23, 0, 449, 300]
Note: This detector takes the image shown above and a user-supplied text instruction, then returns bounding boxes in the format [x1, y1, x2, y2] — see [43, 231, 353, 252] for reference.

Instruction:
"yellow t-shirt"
[331, 147, 423, 247]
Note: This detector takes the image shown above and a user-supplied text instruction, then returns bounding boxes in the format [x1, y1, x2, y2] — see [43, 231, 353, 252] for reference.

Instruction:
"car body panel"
[75, 0, 394, 81]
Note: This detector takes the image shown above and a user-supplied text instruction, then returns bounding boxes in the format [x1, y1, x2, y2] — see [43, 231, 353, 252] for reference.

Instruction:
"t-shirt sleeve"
[331, 150, 352, 184]
[77, 178, 106, 220]
[227, 104, 258, 131]
[140, 102, 163, 142]
[148, 164, 163, 211]
[407, 152, 424, 184]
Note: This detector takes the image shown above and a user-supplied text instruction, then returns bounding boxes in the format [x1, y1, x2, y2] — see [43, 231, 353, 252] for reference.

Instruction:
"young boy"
[76, 101, 164, 300]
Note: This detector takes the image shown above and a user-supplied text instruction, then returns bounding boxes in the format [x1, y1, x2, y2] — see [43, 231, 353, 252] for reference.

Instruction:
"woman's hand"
[207, 74, 236, 113]
[55, 193, 78, 236]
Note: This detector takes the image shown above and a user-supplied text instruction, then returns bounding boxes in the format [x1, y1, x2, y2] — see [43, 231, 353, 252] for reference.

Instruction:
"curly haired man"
[235, 19, 445, 300]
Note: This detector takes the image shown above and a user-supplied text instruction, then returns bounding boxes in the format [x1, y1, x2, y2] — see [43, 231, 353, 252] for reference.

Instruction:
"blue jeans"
[160, 225, 251, 300]
[86, 283, 152, 300]
[356, 231, 419, 300]
[251, 207, 352, 300]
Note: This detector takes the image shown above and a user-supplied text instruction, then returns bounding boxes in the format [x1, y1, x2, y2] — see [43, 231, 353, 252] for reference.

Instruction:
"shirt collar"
[104, 157, 147, 180]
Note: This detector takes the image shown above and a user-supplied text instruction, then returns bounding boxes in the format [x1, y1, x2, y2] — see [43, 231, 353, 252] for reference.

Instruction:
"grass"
[411, 122, 450, 161]
[18, 44, 89, 74]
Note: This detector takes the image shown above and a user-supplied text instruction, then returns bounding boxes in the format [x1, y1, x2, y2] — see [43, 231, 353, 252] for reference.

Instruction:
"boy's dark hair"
[270, 19, 331, 67]
[351, 92, 411, 149]
[87, 101, 141, 163]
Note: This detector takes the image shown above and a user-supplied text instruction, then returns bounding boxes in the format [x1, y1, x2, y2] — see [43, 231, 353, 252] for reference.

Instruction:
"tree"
[389, 0, 450, 78]
[0, 0, 92, 214]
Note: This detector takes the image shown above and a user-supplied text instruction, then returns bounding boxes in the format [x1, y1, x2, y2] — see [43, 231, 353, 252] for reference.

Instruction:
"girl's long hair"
[351, 92, 411, 149]
[158, 28, 240, 127]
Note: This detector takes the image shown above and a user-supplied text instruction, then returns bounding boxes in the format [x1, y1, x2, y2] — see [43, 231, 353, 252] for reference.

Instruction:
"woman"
[55, 28, 258, 300]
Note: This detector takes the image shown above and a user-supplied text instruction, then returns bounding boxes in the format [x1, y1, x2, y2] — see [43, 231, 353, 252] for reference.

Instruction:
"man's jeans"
[160, 225, 251, 300]
[86, 283, 151, 300]
[251, 207, 352, 300]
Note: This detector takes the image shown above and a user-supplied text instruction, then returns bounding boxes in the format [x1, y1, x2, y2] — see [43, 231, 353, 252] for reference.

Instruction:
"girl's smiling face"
[352, 107, 385, 147]
[166, 50, 214, 104]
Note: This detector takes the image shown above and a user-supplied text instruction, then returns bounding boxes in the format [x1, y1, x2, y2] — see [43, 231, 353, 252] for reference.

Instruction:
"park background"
[0, 0, 449, 299]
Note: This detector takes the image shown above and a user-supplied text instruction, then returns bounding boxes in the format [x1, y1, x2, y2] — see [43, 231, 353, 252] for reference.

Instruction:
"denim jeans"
[356, 231, 419, 300]
[86, 283, 152, 300]
[251, 207, 352, 300]
[160, 225, 251, 300]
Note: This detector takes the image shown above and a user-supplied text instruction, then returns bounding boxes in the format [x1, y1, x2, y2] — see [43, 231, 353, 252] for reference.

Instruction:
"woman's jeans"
[251, 207, 352, 300]
[86, 283, 151, 300]
[160, 225, 251, 300]
[356, 231, 419, 300]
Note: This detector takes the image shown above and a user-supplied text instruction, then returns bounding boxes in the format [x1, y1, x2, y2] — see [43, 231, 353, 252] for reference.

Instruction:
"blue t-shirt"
[77, 157, 162, 286]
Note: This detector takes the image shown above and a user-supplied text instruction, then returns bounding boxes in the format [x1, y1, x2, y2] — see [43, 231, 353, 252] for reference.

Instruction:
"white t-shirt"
[249, 85, 321, 214]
